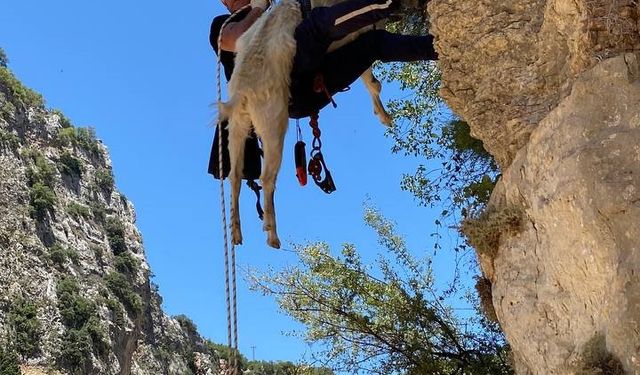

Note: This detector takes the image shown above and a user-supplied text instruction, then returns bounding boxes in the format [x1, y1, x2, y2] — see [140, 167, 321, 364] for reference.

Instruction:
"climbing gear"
[307, 113, 336, 193]
[294, 120, 308, 186]
[210, 5, 264, 221]
[313, 73, 337, 108]
[214, 7, 252, 374]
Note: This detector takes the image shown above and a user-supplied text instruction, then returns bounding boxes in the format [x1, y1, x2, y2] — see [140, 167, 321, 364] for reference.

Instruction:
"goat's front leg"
[228, 121, 247, 246]
[258, 117, 287, 249]
[360, 68, 392, 126]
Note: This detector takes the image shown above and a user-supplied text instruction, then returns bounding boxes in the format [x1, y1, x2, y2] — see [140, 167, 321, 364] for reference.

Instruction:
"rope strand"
[216, 7, 249, 375]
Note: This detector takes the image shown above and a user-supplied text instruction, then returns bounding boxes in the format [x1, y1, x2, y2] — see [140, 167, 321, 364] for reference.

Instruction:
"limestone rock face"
[0, 69, 220, 374]
[429, 0, 640, 373]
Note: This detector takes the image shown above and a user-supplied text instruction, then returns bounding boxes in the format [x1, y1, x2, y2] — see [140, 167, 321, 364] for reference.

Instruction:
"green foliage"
[460, 207, 523, 260]
[105, 217, 127, 255]
[0, 48, 8, 68]
[57, 278, 96, 329]
[250, 207, 513, 375]
[58, 328, 92, 374]
[56, 126, 101, 155]
[49, 243, 80, 267]
[174, 314, 198, 337]
[0, 345, 21, 375]
[114, 251, 139, 276]
[23, 149, 57, 188]
[105, 271, 143, 317]
[29, 182, 57, 220]
[52, 109, 72, 128]
[0, 128, 20, 148]
[67, 201, 91, 220]
[8, 297, 42, 359]
[57, 151, 83, 177]
[0, 101, 17, 121]
[90, 202, 107, 224]
[94, 168, 114, 192]
[0, 66, 45, 108]
[56, 277, 108, 372]
[104, 297, 126, 327]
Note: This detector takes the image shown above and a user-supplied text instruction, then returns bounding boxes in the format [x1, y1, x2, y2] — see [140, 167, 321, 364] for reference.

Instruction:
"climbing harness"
[215, 7, 252, 374]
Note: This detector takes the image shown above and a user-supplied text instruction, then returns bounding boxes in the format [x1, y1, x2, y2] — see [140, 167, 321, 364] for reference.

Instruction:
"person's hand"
[250, 0, 268, 10]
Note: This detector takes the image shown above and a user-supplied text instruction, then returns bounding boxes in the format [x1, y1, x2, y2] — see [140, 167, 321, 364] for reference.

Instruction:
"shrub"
[174, 314, 198, 338]
[58, 327, 92, 373]
[24, 150, 56, 188]
[0, 128, 20, 148]
[0, 66, 45, 108]
[57, 277, 97, 330]
[49, 244, 80, 267]
[67, 201, 91, 220]
[76, 127, 101, 155]
[105, 272, 142, 317]
[105, 217, 127, 255]
[90, 202, 107, 224]
[8, 297, 41, 359]
[115, 251, 139, 276]
[29, 182, 57, 220]
[52, 109, 72, 128]
[56, 127, 76, 146]
[0, 345, 20, 375]
[104, 297, 126, 327]
[57, 152, 83, 177]
[55, 126, 101, 155]
[94, 168, 114, 192]
[460, 207, 522, 260]
[0, 101, 17, 121]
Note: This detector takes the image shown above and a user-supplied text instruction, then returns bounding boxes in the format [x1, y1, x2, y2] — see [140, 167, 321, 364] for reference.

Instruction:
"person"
[210, 0, 438, 118]
[208, 0, 438, 179]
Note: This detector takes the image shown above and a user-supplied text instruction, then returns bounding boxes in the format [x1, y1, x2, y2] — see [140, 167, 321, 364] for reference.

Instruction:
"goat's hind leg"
[255, 112, 287, 249]
[360, 68, 392, 126]
[227, 117, 249, 246]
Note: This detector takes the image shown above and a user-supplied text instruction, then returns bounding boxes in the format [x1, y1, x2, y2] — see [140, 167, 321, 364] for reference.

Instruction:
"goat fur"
[220, 0, 391, 248]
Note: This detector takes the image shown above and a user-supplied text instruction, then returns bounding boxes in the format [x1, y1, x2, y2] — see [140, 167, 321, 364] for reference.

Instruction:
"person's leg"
[292, 0, 398, 76]
[320, 29, 437, 93]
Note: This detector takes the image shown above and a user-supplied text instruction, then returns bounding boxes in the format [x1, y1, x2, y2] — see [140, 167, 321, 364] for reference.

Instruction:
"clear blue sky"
[0, 0, 467, 364]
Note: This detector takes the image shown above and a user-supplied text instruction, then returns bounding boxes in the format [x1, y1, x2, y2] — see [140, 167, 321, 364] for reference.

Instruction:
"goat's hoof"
[377, 111, 393, 127]
[267, 236, 281, 249]
[231, 228, 243, 246]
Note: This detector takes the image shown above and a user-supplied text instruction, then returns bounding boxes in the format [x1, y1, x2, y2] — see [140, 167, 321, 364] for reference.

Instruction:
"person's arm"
[220, 7, 265, 52]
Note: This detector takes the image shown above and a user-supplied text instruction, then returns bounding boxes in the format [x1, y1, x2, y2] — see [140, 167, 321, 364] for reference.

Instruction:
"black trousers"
[289, 0, 438, 118]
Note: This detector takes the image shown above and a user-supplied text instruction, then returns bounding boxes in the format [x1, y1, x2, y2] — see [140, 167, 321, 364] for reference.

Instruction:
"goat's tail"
[217, 96, 239, 123]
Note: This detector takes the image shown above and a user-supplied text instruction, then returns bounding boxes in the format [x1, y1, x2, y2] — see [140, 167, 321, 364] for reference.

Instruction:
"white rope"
[216, 6, 249, 375]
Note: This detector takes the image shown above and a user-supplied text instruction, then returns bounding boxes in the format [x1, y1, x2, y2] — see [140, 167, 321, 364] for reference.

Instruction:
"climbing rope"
[216, 7, 250, 375]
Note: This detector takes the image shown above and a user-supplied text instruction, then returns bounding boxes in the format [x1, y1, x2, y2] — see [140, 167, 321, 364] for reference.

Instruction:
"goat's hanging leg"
[227, 120, 248, 246]
[258, 115, 287, 249]
[360, 68, 392, 126]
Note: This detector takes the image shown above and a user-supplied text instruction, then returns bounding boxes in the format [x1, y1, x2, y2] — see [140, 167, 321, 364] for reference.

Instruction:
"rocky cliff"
[429, 0, 640, 374]
[0, 62, 219, 374]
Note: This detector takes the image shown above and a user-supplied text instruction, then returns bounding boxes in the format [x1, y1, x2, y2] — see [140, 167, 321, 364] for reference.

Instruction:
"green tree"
[8, 297, 42, 359]
[250, 208, 512, 375]
[0, 345, 20, 375]
[375, 13, 499, 239]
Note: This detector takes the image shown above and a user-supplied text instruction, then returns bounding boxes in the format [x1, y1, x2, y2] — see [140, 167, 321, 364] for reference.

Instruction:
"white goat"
[219, 0, 390, 248]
